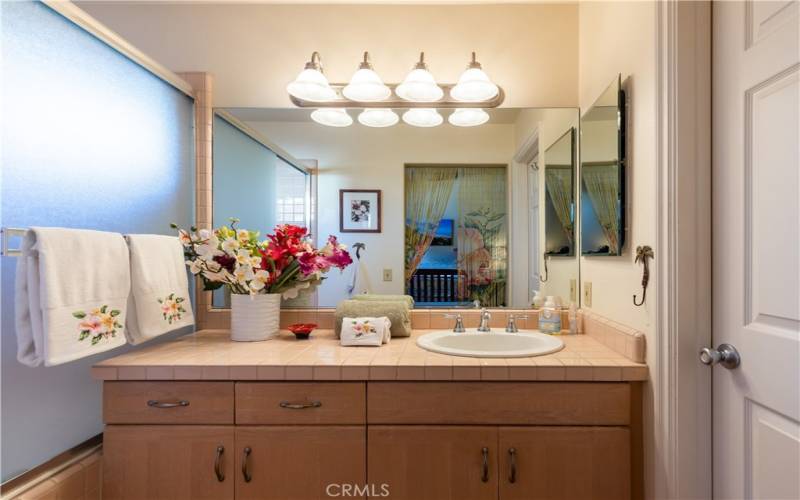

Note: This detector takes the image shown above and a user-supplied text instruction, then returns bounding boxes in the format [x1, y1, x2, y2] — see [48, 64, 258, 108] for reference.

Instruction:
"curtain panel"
[404, 167, 457, 283]
[545, 166, 574, 245]
[582, 162, 620, 254]
[456, 167, 508, 307]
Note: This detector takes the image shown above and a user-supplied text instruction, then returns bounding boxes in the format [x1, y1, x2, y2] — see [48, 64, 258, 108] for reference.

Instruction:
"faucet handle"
[444, 313, 466, 333]
[506, 314, 529, 333]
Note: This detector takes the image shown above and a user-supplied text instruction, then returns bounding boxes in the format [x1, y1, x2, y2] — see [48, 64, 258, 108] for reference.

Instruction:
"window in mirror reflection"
[543, 128, 576, 257]
[404, 165, 508, 307]
[212, 113, 310, 307]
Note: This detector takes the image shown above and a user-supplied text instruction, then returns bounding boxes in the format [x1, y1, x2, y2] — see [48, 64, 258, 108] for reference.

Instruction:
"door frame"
[653, 1, 712, 499]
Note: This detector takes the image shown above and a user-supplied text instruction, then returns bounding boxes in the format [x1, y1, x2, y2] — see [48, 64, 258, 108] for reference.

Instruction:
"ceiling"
[78, 2, 579, 109]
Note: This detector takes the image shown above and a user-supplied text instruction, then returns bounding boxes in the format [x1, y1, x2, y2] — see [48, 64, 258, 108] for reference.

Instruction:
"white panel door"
[712, 2, 800, 499]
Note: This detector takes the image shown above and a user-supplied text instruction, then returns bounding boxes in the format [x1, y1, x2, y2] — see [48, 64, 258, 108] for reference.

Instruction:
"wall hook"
[633, 245, 654, 306]
[352, 242, 366, 260]
[539, 254, 549, 283]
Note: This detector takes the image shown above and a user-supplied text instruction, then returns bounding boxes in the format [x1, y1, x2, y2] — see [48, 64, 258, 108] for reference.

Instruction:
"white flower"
[186, 259, 203, 275]
[222, 238, 240, 255]
[203, 269, 233, 283]
[234, 265, 254, 285]
[197, 228, 212, 241]
[196, 241, 221, 261]
[237, 229, 250, 243]
[235, 249, 262, 269]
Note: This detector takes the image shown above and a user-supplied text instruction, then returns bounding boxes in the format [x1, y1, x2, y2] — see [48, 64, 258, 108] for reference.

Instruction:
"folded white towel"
[15, 228, 130, 367]
[125, 234, 195, 345]
[340, 317, 391, 347]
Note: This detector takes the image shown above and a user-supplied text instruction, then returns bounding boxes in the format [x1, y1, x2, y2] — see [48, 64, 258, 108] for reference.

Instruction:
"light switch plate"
[569, 279, 577, 302]
[382, 269, 393, 282]
[583, 282, 592, 307]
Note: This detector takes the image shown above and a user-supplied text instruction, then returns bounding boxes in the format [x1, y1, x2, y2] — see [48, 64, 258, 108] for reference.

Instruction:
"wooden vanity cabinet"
[102, 380, 640, 500]
[234, 426, 365, 500]
[102, 425, 234, 500]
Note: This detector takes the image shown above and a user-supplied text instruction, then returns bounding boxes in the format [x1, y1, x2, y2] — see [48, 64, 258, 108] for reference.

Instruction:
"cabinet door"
[368, 426, 498, 500]
[498, 427, 630, 500]
[103, 425, 234, 500]
[235, 426, 365, 500]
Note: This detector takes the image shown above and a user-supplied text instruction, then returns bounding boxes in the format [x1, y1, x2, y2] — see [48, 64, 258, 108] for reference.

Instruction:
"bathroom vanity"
[93, 330, 645, 500]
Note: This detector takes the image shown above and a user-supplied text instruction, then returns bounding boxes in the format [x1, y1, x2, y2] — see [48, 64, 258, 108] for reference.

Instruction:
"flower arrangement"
[73, 306, 122, 345]
[173, 219, 353, 299]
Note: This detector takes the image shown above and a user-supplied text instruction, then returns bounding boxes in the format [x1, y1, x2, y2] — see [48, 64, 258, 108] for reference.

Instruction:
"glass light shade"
[358, 108, 399, 127]
[343, 68, 391, 102]
[402, 108, 443, 127]
[310, 108, 353, 127]
[287, 68, 337, 102]
[395, 68, 444, 102]
[448, 108, 490, 127]
[450, 67, 499, 102]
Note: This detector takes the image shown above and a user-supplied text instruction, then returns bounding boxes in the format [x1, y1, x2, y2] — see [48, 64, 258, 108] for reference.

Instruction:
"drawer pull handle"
[481, 447, 489, 483]
[241, 447, 252, 483]
[147, 400, 189, 409]
[214, 446, 225, 482]
[279, 400, 322, 410]
[508, 447, 517, 484]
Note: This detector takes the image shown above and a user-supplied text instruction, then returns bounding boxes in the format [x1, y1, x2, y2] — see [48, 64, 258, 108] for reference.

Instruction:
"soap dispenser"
[538, 296, 562, 334]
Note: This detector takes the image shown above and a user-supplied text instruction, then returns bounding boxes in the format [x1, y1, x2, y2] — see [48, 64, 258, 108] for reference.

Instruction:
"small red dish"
[287, 323, 317, 339]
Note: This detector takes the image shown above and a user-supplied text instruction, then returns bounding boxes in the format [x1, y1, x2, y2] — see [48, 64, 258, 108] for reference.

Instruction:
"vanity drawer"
[368, 382, 630, 425]
[103, 381, 234, 424]
[236, 382, 365, 425]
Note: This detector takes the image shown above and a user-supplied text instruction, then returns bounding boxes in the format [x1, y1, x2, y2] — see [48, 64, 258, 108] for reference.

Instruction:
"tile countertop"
[92, 329, 648, 382]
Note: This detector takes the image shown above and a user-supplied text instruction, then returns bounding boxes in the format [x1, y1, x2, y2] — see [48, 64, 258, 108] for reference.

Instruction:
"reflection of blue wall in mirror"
[212, 115, 277, 235]
[581, 181, 608, 253]
[418, 177, 459, 269]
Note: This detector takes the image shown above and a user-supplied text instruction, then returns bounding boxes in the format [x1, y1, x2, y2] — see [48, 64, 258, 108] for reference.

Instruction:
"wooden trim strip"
[0, 434, 102, 498]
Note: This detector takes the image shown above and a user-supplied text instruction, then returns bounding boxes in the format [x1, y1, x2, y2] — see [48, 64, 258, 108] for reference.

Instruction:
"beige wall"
[78, 2, 579, 108]
[246, 120, 516, 307]
[578, 2, 657, 499]
[579, 1, 656, 335]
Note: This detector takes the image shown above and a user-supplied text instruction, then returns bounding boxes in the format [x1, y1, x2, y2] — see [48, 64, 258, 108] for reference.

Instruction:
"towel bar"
[0, 227, 25, 257]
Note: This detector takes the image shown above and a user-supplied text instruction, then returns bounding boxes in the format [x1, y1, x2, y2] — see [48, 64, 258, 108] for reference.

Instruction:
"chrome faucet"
[505, 314, 528, 333]
[477, 308, 492, 332]
[445, 313, 466, 333]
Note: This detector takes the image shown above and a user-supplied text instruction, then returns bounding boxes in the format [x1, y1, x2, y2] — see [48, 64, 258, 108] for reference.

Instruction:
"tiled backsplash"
[581, 310, 646, 363]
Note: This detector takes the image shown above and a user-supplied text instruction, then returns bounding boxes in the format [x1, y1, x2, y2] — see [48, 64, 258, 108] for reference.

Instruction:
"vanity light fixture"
[448, 108, 490, 127]
[311, 108, 353, 127]
[450, 52, 499, 102]
[395, 52, 444, 103]
[287, 52, 337, 102]
[402, 108, 443, 127]
[358, 108, 399, 128]
[343, 52, 391, 102]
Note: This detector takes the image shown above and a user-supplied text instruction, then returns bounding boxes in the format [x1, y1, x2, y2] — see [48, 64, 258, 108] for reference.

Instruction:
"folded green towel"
[351, 294, 415, 309]
[335, 300, 412, 338]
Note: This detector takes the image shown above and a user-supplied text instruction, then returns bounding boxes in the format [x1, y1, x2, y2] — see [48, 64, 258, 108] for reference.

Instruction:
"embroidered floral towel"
[340, 317, 391, 347]
[125, 234, 194, 345]
[15, 228, 130, 367]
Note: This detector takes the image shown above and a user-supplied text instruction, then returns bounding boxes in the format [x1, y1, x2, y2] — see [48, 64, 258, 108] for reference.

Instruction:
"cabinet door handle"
[147, 399, 189, 409]
[241, 447, 252, 483]
[508, 447, 517, 484]
[279, 400, 322, 409]
[481, 447, 489, 483]
[214, 446, 225, 482]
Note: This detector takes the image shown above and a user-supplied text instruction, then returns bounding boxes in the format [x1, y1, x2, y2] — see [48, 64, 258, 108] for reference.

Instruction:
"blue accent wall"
[0, 1, 195, 480]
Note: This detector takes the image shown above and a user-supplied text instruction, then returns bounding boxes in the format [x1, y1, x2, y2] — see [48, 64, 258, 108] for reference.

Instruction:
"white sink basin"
[416, 329, 564, 358]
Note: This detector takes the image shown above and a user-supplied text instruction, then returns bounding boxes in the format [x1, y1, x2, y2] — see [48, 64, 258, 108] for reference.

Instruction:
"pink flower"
[321, 236, 353, 269]
[458, 228, 485, 254]
[462, 248, 494, 286]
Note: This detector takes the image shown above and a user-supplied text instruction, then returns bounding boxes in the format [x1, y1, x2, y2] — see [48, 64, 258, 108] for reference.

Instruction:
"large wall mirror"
[210, 107, 580, 309]
[580, 75, 626, 256]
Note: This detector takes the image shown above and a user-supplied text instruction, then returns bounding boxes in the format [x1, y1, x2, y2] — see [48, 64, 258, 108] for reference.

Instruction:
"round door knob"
[699, 343, 740, 369]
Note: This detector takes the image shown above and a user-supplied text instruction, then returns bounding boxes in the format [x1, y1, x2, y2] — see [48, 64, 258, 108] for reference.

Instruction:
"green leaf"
[176, 297, 184, 303]
[91, 336, 101, 345]
[79, 331, 90, 340]
[72, 311, 86, 319]
[110, 310, 120, 317]
[100, 305, 108, 313]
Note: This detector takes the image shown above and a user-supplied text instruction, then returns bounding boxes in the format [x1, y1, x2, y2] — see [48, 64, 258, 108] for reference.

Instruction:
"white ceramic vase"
[230, 293, 281, 342]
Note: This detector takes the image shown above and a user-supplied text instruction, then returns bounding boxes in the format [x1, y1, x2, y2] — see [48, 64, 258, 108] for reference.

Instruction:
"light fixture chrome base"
[289, 83, 505, 109]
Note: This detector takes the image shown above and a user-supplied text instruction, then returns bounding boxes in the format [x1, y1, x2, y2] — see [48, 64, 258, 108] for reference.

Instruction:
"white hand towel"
[15, 228, 130, 367]
[340, 317, 391, 347]
[125, 234, 195, 345]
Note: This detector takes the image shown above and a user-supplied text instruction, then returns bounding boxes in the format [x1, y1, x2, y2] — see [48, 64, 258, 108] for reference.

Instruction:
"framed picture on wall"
[340, 189, 381, 233]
